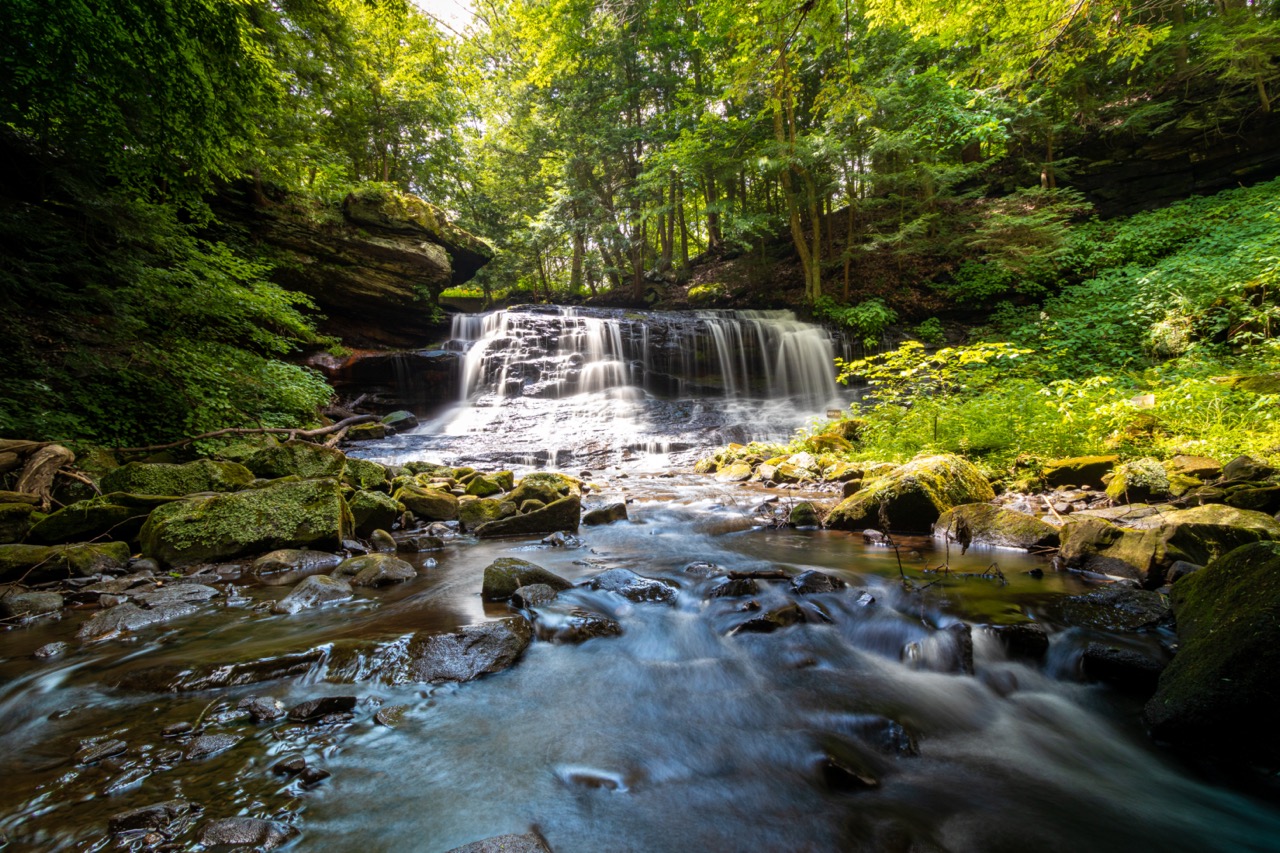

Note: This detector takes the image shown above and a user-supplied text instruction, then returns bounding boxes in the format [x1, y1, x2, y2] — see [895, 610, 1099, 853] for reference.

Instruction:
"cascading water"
[372, 306, 853, 470]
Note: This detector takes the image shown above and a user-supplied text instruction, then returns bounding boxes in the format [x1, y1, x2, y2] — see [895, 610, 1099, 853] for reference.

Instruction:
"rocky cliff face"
[217, 184, 493, 349]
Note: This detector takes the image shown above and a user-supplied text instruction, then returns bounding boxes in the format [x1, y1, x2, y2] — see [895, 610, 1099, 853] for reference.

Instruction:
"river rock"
[77, 602, 199, 641]
[197, 817, 299, 850]
[393, 483, 459, 521]
[682, 560, 726, 578]
[482, 558, 573, 600]
[1145, 541, 1280, 763]
[250, 549, 344, 588]
[987, 622, 1050, 660]
[340, 553, 416, 587]
[1105, 458, 1171, 504]
[26, 492, 177, 545]
[140, 478, 353, 566]
[825, 454, 995, 533]
[381, 410, 419, 432]
[0, 589, 63, 620]
[708, 577, 760, 598]
[368, 529, 397, 552]
[128, 582, 220, 609]
[475, 495, 581, 538]
[1052, 587, 1170, 631]
[934, 504, 1060, 550]
[239, 696, 285, 723]
[789, 502, 820, 527]
[511, 583, 559, 607]
[0, 541, 131, 583]
[730, 601, 805, 634]
[397, 533, 445, 552]
[0, 502, 35, 544]
[343, 457, 390, 492]
[400, 617, 533, 683]
[271, 574, 353, 614]
[1042, 455, 1119, 489]
[790, 569, 846, 595]
[245, 440, 347, 480]
[1081, 642, 1166, 694]
[1057, 504, 1280, 584]
[538, 608, 623, 643]
[108, 799, 199, 835]
[458, 497, 517, 531]
[288, 695, 357, 721]
[101, 459, 256, 496]
[444, 832, 552, 853]
[349, 490, 403, 536]
[185, 733, 242, 760]
[585, 568, 678, 604]
[465, 474, 505, 497]
[583, 502, 628, 525]
[715, 462, 754, 483]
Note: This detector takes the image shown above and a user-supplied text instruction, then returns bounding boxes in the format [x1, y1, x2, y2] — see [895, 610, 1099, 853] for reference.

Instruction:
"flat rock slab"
[1051, 587, 1170, 632]
[405, 618, 533, 683]
[129, 583, 220, 608]
[77, 602, 198, 642]
[108, 799, 199, 835]
[272, 574, 352, 615]
[445, 832, 552, 853]
[185, 734, 242, 761]
[115, 649, 326, 692]
[198, 817, 299, 850]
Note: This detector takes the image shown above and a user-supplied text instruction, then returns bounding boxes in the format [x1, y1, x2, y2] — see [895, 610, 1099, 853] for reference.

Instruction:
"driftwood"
[727, 570, 791, 580]
[15, 444, 75, 510]
[115, 415, 378, 455]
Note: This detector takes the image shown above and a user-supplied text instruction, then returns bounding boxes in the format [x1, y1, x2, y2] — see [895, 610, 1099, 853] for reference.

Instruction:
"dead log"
[115, 415, 378, 455]
[15, 444, 75, 510]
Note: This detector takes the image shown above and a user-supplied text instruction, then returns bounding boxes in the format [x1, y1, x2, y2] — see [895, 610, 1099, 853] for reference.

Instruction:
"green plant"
[815, 296, 899, 349]
[914, 316, 946, 344]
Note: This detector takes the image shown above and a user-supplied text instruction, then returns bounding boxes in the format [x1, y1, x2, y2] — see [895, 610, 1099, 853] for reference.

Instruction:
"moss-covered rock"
[245, 440, 347, 480]
[934, 504, 1059, 550]
[0, 503, 36, 544]
[481, 557, 573, 601]
[492, 471, 515, 491]
[342, 458, 390, 492]
[348, 490, 404, 537]
[1164, 455, 1222, 481]
[1220, 454, 1275, 483]
[475, 495, 580, 538]
[1042, 455, 1119, 489]
[0, 541, 131, 583]
[346, 423, 387, 441]
[506, 472, 577, 507]
[825, 454, 995, 533]
[101, 459, 255, 497]
[1230, 372, 1280, 394]
[465, 474, 504, 498]
[140, 479, 353, 567]
[714, 462, 754, 483]
[392, 483, 459, 521]
[789, 502, 819, 527]
[458, 498, 517, 531]
[1144, 541, 1280, 763]
[1105, 458, 1171, 504]
[27, 493, 176, 545]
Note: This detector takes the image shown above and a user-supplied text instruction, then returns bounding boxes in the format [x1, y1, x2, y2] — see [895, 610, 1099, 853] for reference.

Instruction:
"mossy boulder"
[1042, 455, 1119, 489]
[825, 454, 995, 533]
[100, 459, 255, 497]
[1144, 541, 1280, 763]
[465, 474, 504, 498]
[481, 558, 573, 601]
[934, 504, 1059, 550]
[1230, 372, 1280, 395]
[1164, 455, 1222, 481]
[1224, 484, 1280, 513]
[807, 433, 853, 453]
[27, 493, 176, 545]
[381, 410, 419, 432]
[0, 541, 131, 583]
[1105, 458, 1171, 504]
[343, 458, 390, 492]
[714, 462, 754, 483]
[458, 498, 517, 532]
[392, 483, 459, 521]
[506, 472, 577, 507]
[475, 495, 580, 538]
[245, 440, 347, 480]
[789, 502, 819, 527]
[346, 423, 387, 441]
[348, 490, 404, 537]
[0, 503, 37, 544]
[140, 478, 353, 567]
[1058, 504, 1280, 584]
[1220, 454, 1275, 483]
[492, 471, 515, 491]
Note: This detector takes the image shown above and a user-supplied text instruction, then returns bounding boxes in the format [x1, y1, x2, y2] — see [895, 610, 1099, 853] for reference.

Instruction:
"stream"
[1, 308, 1278, 851]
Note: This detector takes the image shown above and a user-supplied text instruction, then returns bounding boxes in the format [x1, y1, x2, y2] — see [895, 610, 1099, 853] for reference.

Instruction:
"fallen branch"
[116, 415, 378, 455]
[727, 570, 791, 580]
[58, 469, 102, 495]
[16, 444, 75, 510]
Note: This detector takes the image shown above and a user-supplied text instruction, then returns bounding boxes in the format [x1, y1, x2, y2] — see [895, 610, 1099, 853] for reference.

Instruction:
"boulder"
[585, 568, 678, 604]
[251, 549, 344, 579]
[714, 462, 754, 483]
[474, 494, 581, 538]
[342, 458, 390, 492]
[825, 454, 995, 533]
[1164, 455, 1222, 481]
[100, 459, 255, 496]
[381, 410, 419, 432]
[788, 502, 820, 527]
[511, 583, 559, 607]
[934, 504, 1059, 551]
[331, 617, 533, 684]
[245, 440, 347, 480]
[444, 832, 552, 853]
[392, 483, 459, 521]
[481, 558, 572, 601]
[197, 817, 298, 850]
[729, 602, 805, 634]
[348, 489, 403, 536]
[1220, 454, 1274, 483]
[346, 423, 387, 441]
[0, 503, 36, 544]
[458, 497, 517, 531]
[790, 570, 846, 595]
[1105, 458, 1171, 504]
[0, 589, 63, 620]
[271, 574, 353, 614]
[76, 601, 199, 641]
[464, 474, 504, 498]
[1051, 587, 1170, 632]
[140, 478, 353, 566]
[708, 577, 760, 598]
[0, 541, 131, 583]
[1057, 504, 1280, 584]
[1145, 541, 1280, 763]
[987, 622, 1050, 661]
[537, 608, 624, 643]
[334, 553, 416, 587]
[1081, 642, 1166, 695]
[1042, 455, 1119, 489]
[582, 502, 628, 525]
[26, 493, 176, 545]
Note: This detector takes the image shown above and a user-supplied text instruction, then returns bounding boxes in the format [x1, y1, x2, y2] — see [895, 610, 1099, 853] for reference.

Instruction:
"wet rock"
[129, 582, 220, 608]
[511, 583, 559, 607]
[197, 817, 299, 850]
[185, 733, 241, 760]
[0, 589, 63, 620]
[271, 574, 352, 615]
[1106, 458, 1172, 504]
[826, 454, 995, 533]
[788, 502, 820, 528]
[116, 649, 326, 692]
[444, 832, 552, 853]
[396, 534, 445, 552]
[401, 617, 533, 683]
[475, 494, 582, 538]
[481, 558, 573, 601]
[1081, 642, 1166, 695]
[682, 560, 726, 578]
[541, 530, 583, 547]
[582, 502, 628, 525]
[288, 695, 357, 722]
[272, 755, 307, 775]
[33, 641, 70, 660]
[1145, 541, 1280, 763]
[458, 497, 518, 532]
[251, 549, 344, 580]
[238, 696, 285, 723]
[1053, 587, 1170, 632]
[141, 478, 352, 567]
[374, 704, 409, 727]
[465, 474, 505, 498]
[538, 608, 623, 644]
[368, 529, 397, 552]
[299, 766, 331, 787]
[343, 457, 390, 491]
[861, 529, 890, 545]
[818, 736, 882, 791]
[162, 722, 193, 738]
[333, 553, 415, 587]
[393, 483, 460, 521]
[108, 799, 199, 835]
[790, 570, 847, 595]
[77, 739, 127, 764]
[934, 504, 1060, 551]
[77, 602, 199, 641]
[585, 568, 678, 604]
[708, 577, 760, 598]
[730, 602, 804, 634]
[987, 622, 1050, 661]
[349, 489, 403, 537]
[102, 767, 151, 795]
[1042, 455, 1119, 489]
[0, 541, 131, 584]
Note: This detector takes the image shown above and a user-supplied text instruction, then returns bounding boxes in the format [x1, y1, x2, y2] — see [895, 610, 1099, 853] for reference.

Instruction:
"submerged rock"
[585, 568, 678, 604]
[197, 817, 299, 850]
[1052, 587, 1170, 632]
[77, 602, 199, 641]
[729, 602, 805, 634]
[934, 503, 1060, 550]
[987, 622, 1050, 661]
[444, 832, 552, 853]
[482, 558, 573, 601]
[790, 569, 846, 595]
[404, 617, 533, 683]
[108, 799, 199, 835]
[537, 608, 624, 644]
[115, 649, 327, 692]
[271, 575, 353, 615]
[288, 695, 357, 721]
[826, 454, 994, 533]
[1081, 642, 1166, 695]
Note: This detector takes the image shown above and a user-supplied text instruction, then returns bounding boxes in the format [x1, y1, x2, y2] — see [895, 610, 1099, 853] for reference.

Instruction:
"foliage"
[815, 296, 899, 349]
[913, 317, 946, 344]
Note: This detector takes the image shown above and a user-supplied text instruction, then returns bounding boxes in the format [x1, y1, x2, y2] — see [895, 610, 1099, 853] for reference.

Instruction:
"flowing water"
[1, 308, 1279, 851]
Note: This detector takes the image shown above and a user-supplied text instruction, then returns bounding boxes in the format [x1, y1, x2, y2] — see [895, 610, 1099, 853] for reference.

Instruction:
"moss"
[392, 484, 459, 521]
[481, 557, 573, 600]
[807, 433, 853, 453]
[100, 459, 255, 497]
[28, 493, 176, 545]
[492, 471, 515, 491]
[348, 490, 403, 537]
[1041, 455, 1119, 489]
[789, 502, 819, 526]
[465, 474, 504, 498]
[0, 503, 36, 544]
[475, 495, 582, 538]
[245, 440, 347, 480]
[1145, 541, 1280, 762]
[140, 478, 353, 566]
[343, 458, 390, 492]
[1105, 457, 1171, 503]
[0, 541, 130, 582]
[459, 498, 517, 531]
[826, 454, 995, 533]
[1230, 373, 1280, 394]
[714, 462, 754, 483]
